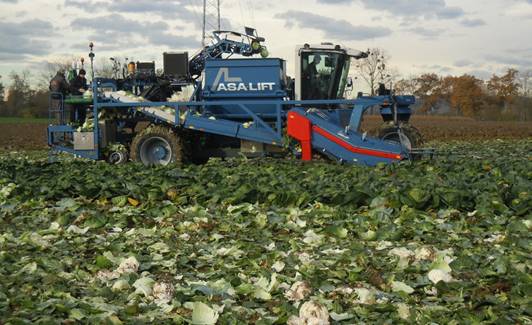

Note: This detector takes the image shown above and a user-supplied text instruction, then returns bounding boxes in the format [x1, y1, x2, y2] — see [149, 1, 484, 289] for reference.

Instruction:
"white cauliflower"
[297, 252, 312, 265]
[272, 261, 286, 272]
[152, 282, 175, 303]
[414, 247, 433, 261]
[396, 303, 410, 320]
[96, 270, 118, 281]
[116, 256, 139, 274]
[303, 230, 323, 246]
[428, 269, 453, 284]
[95, 256, 139, 282]
[288, 301, 330, 325]
[388, 247, 414, 268]
[353, 288, 376, 305]
[389, 247, 414, 259]
[285, 281, 311, 301]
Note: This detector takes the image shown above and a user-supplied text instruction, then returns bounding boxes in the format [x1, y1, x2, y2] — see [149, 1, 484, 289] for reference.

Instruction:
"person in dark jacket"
[69, 69, 88, 95]
[306, 54, 321, 80]
[49, 71, 69, 95]
[49, 71, 69, 122]
[69, 69, 89, 123]
[304, 54, 322, 99]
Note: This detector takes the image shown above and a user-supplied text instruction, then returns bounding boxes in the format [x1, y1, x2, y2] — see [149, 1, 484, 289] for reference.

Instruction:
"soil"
[0, 116, 530, 151]
[0, 123, 48, 151]
[361, 115, 532, 141]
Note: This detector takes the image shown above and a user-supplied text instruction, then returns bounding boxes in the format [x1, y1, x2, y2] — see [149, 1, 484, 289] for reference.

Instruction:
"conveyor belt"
[136, 106, 175, 123]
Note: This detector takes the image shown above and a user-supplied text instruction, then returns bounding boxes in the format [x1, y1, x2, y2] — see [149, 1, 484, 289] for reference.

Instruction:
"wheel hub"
[139, 136, 172, 165]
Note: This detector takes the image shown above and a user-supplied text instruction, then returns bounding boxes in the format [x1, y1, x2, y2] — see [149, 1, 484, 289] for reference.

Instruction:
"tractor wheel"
[130, 126, 186, 166]
[107, 150, 129, 165]
[378, 122, 423, 150]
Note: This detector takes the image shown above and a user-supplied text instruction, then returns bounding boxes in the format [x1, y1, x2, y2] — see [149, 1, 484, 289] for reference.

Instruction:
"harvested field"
[0, 123, 48, 150]
[0, 122, 47, 150]
[361, 115, 532, 141]
[0, 116, 531, 151]
[0, 140, 530, 323]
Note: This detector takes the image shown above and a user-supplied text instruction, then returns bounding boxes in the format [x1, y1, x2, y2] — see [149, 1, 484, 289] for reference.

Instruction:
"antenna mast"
[202, 0, 221, 47]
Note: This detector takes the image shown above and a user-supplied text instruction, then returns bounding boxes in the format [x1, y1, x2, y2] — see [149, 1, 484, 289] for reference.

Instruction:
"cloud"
[504, 1, 532, 19]
[468, 69, 492, 80]
[505, 47, 532, 55]
[368, 0, 464, 19]
[316, 0, 352, 3]
[454, 59, 474, 67]
[407, 27, 443, 39]
[275, 10, 392, 41]
[317, 0, 465, 20]
[485, 54, 532, 69]
[434, 5, 464, 19]
[70, 14, 199, 49]
[149, 33, 198, 47]
[64, 0, 107, 9]
[460, 18, 486, 27]
[64, 0, 234, 30]
[427, 64, 452, 72]
[0, 19, 54, 59]
[71, 14, 169, 36]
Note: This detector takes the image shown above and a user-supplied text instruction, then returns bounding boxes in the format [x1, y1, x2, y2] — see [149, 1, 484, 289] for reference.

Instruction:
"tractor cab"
[295, 43, 367, 100]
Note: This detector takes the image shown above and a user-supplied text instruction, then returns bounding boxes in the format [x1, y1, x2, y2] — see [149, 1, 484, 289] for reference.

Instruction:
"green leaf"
[133, 277, 155, 297]
[191, 302, 219, 325]
[391, 281, 414, 294]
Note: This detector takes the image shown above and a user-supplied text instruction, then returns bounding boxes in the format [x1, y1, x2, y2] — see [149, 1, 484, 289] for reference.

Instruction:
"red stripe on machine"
[312, 126, 402, 160]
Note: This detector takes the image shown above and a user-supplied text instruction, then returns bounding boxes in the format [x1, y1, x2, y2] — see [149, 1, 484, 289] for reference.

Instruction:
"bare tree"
[487, 68, 520, 109]
[520, 70, 532, 97]
[93, 57, 116, 79]
[394, 76, 419, 95]
[353, 48, 393, 95]
[3, 71, 33, 116]
[37, 57, 78, 90]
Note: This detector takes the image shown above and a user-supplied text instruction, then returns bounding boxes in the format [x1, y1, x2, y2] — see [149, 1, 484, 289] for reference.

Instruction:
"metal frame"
[48, 80, 404, 163]
[48, 92, 65, 123]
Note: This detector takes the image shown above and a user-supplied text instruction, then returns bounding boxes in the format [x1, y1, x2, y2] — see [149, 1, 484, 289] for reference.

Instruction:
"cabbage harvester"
[48, 28, 429, 166]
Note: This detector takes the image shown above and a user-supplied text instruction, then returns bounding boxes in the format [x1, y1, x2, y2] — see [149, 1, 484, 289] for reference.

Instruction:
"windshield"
[301, 51, 347, 100]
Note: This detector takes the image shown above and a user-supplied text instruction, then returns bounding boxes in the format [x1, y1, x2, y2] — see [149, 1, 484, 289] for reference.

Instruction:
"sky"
[0, 0, 531, 87]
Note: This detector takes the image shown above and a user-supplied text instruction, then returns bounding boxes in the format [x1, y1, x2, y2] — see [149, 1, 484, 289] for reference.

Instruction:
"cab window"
[301, 51, 344, 100]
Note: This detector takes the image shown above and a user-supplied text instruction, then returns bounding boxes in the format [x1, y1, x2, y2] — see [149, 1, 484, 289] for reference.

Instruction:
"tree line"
[393, 69, 530, 120]
[0, 71, 49, 118]
[354, 49, 531, 121]
[0, 58, 115, 119]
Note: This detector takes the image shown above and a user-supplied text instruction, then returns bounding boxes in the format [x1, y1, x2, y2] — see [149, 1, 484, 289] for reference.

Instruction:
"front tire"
[378, 122, 423, 150]
[107, 150, 129, 165]
[130, 126, 185, 166]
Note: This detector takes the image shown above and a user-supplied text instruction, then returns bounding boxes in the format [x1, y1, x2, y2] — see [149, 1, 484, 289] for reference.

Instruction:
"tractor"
[48, 28, 427, 166]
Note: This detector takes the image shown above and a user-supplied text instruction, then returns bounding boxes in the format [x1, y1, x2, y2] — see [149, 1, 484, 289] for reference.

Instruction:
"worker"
[49, 70, 69, 95]
[70, 68, 88, 95]
[307, 54, 321, 79]
[305, 55, 322, 99]
[69, 69, 89, 123]
[49, 71, 69, 123]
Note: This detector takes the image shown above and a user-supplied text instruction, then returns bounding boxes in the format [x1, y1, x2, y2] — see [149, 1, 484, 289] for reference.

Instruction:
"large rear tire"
[378, 122, 423, 150]
[130, 126, 185, 166]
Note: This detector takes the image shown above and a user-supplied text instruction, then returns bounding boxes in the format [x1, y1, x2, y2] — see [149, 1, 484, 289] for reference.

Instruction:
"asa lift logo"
[212, 68, 276, 92]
